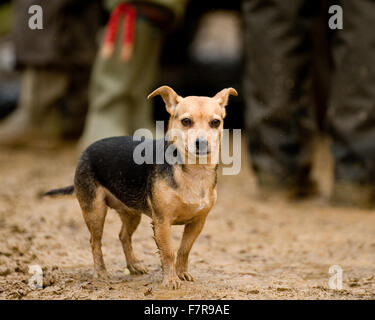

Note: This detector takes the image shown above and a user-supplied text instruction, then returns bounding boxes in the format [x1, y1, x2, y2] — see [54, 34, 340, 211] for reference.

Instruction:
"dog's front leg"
[176, 215, 207, 281]
[153, 217, 181, 289]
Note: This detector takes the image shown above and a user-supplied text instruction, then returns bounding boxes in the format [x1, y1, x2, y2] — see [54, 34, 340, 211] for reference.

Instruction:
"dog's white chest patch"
[182, 187, 211, 213]
[196, 201, 207, 211]
[174, 165, 217, 215]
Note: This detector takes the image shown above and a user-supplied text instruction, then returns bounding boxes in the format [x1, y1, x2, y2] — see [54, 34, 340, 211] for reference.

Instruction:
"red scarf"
[101, 3, 137, 61]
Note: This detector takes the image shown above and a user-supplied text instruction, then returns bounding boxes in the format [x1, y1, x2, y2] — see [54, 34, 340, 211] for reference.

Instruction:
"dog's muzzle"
[195, 138, 210, 155]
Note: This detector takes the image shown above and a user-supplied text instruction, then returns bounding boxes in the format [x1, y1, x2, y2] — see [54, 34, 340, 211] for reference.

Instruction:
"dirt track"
[0, 137, 375, 300]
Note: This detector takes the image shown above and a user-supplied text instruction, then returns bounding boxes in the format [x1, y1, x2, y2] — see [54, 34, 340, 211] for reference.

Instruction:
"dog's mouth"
[184, 146, 211, 157]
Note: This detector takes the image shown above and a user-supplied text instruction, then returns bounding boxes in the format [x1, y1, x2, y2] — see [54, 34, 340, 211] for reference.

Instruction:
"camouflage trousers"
[243, 0, 375, 185]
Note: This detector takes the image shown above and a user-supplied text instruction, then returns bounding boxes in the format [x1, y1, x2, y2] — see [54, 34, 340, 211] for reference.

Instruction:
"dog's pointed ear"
[148, 86, 183, 115]
[214, 88, 238, 108]
[213, 87, 238, 118]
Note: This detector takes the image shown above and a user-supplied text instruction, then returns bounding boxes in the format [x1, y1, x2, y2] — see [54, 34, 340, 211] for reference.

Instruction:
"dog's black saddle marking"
[83, 136, 178, 212]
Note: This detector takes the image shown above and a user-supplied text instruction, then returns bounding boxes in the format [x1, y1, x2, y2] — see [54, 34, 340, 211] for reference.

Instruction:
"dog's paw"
[94, 269, 109, 280]
[177, 271, 194, 281]
[128, 262, 148, 275]
[162, 275, 181, 290]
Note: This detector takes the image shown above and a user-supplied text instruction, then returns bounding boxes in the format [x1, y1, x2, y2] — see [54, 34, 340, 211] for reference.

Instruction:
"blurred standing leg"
[329, 0, 375, 207]
[242, 0, 320, 197]
[0, 67, 68, 146]
[0, 67, 92, 146]
[243, 0, 319, 196]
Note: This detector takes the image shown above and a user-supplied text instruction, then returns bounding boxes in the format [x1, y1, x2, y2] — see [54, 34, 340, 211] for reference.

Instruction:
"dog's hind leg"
[75, 158, 109, 279]
[79, 187, 108, 279]
[118, 212, 148, 275]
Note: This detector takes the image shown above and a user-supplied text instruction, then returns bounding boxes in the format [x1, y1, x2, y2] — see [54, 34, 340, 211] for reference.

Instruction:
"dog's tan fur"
[79, 86, 237, 289]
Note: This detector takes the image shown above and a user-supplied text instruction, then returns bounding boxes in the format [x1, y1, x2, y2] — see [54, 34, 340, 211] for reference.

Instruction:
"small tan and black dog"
[44, 86, 237, 289]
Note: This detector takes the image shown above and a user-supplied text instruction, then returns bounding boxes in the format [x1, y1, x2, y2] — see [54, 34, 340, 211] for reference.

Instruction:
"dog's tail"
[43, 185, 75, 197]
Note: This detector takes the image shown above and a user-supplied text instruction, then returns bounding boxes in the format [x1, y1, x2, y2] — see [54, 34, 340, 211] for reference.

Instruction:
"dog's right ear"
[148, 86, 183, 115]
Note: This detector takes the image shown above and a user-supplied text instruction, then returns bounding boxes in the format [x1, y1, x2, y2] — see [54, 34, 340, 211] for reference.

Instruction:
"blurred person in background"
[243, 0, 375, 207]
[0, 0, 101, 147]
[0, 1, 19, 121]
[78, 0, 187, 150]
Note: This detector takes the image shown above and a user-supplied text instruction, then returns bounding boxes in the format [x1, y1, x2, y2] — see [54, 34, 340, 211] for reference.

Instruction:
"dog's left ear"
[148, 85, 183, 115]
[213, 88, 238, 118]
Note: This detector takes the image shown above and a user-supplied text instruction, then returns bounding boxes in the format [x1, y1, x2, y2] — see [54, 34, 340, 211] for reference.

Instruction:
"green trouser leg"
[79, 18, 163, 150]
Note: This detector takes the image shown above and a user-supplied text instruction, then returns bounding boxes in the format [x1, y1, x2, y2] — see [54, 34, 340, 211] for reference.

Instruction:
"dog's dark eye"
[210, 119, 221, 128]
[181, 118, 192, 127]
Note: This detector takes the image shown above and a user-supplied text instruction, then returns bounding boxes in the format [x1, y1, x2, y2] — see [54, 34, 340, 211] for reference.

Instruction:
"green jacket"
[104, 0, 187, 20]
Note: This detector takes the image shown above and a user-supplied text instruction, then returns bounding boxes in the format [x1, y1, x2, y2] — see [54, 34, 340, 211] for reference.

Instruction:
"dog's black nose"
[195, 138, 208, 154]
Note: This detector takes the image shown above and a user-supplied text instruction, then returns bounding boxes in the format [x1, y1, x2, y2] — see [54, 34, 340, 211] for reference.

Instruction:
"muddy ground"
[0, 137, 375, 300]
